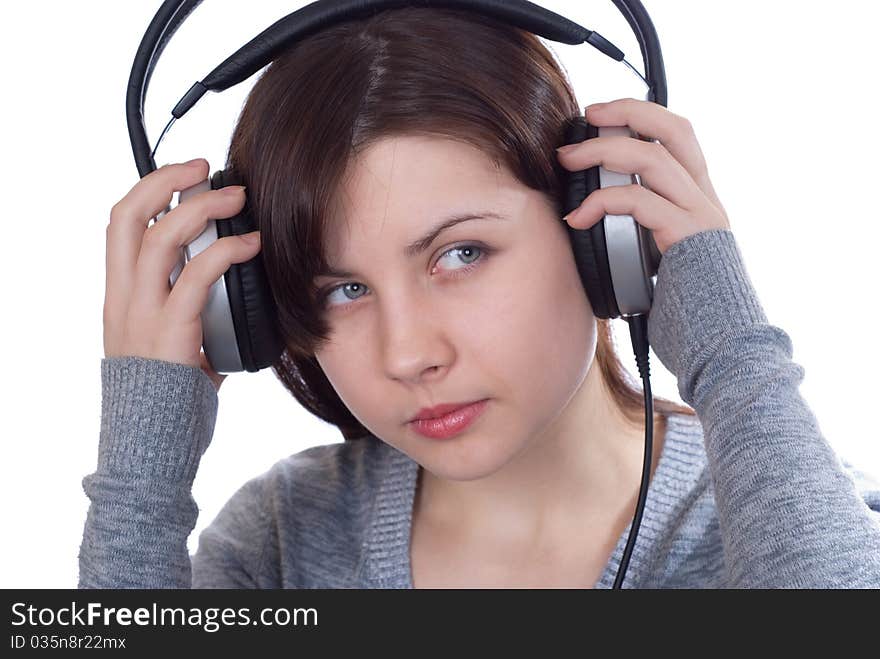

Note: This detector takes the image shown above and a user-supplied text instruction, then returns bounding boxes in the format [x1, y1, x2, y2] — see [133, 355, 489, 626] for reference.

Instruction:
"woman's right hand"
[103, 158, 262, 393]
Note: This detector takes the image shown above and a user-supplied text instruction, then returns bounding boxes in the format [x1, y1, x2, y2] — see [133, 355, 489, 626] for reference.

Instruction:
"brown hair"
[226, 7, 695, 440]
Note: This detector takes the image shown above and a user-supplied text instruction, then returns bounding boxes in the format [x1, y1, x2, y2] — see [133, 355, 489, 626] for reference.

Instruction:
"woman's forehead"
[333, 142, 513, 227]
[343, 135, 505, 192]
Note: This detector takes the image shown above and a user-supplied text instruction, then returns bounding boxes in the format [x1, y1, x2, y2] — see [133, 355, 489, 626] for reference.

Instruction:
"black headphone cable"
[613, 312, 654, 589]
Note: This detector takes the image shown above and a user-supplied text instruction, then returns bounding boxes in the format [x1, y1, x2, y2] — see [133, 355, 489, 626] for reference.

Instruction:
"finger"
[132, 186, 247, 310]
[113, 159, 210, 227]
[585, 98, 720, 210]
[163, 233, 261, 326]
[104, 159, 209, 341]
[558, 134, 706, 213]
[566, 184, 694, 255]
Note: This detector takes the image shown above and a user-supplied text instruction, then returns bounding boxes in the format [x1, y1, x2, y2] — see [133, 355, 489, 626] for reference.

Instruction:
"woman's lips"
[408, 399, 489, 439]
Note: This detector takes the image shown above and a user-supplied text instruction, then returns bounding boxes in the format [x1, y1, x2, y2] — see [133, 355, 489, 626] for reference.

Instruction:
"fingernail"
[223, 185, 246, 195]
[586, 103, 606, 114]
[184, 158, 206, 167]
[562, 207, 581, 224]
[241, 231, 260, 244]
[556, 144, 577, 154]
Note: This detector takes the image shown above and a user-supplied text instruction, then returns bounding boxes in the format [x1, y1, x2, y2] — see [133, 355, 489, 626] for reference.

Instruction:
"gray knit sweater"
[78, 229, 880, 588]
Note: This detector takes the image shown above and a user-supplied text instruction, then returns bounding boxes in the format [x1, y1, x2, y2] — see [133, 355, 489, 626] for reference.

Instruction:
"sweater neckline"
[358, 411, 707, 588]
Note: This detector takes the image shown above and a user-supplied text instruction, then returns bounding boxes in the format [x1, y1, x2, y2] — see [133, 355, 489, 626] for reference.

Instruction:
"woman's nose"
[377, 295, 455, 384]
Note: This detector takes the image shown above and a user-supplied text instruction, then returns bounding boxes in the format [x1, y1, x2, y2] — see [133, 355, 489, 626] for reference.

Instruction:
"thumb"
[199, 350, 227, 392]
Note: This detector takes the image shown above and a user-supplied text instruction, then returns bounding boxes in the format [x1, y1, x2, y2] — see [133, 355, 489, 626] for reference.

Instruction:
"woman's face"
[313, 135, 598, 481]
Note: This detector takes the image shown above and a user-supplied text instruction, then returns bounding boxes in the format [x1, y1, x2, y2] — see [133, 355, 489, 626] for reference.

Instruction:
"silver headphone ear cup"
[161, 177, 246, 373]
[593, 124, 657, 316]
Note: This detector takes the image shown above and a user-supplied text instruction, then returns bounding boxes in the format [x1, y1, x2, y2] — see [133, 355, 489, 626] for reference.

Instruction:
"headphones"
[127, 0, 666, 375]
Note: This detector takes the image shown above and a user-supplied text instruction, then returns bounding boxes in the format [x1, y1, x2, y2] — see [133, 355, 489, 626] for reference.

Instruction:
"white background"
[1, 1, 878, 588]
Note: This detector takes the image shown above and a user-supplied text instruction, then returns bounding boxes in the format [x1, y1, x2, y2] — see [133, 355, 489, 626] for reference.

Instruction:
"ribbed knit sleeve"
[646, 229, 880, 587]
[78, 355, 219, 588]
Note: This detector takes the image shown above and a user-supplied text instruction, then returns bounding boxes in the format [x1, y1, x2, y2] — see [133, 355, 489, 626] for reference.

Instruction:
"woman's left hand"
[556, 97, 731, 255]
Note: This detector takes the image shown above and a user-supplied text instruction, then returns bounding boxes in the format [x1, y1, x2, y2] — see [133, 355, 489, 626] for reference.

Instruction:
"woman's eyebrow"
[317, 211, 507, 279]
[404, 211, 507, 257]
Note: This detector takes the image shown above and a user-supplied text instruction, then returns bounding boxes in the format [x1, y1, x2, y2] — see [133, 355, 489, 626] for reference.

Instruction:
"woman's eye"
[320, 243, 491, 310]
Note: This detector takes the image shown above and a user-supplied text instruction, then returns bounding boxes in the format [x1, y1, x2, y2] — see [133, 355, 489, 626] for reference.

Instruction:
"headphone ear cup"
[209, 168, 284, 372]
[561, 116, 621, 320]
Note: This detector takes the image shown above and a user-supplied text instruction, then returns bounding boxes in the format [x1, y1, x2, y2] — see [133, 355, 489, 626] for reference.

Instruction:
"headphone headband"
[127, 0, 667, 177]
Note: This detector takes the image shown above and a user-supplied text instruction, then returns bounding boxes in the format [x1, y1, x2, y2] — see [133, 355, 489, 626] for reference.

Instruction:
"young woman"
[81, 8, 880, 588]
